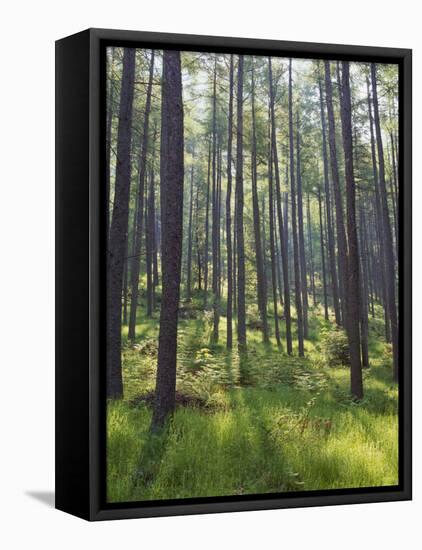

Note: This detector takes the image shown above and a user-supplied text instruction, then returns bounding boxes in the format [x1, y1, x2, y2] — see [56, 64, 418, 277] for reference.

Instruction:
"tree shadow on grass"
[130, 424, 171, 500]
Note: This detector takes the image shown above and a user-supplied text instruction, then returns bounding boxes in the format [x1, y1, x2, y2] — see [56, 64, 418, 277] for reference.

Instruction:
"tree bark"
[340, 61, 363, 400]
[186, 159, 194, 301]
[211, 58, 220, 342]
[269, 57, 293, 354]
[236, 55, 247, 351]
[151, 50, 184, 431]
[268, 124, 282, 347]
[371, 63, 399, 382]
[324, 60, 348, 326]
[251, 64, 269, 343]
[318, 188, 329, 320]
[296, 112, 309, 338]
[318, 72, 340, 324]
[288, 59, 304, 357]
[128, 50, 155, 340]
[106, 47, 136, 399]
[146, 126, 158, 317]
[226, 55, 234, 349]
[203, 140, 211, 308]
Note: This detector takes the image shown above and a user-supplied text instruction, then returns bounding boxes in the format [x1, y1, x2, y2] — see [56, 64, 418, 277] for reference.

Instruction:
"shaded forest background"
[106, 48, 399, 502]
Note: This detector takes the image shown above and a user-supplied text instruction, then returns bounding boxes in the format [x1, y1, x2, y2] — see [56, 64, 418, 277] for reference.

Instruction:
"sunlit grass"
[107, 295, 398, 502]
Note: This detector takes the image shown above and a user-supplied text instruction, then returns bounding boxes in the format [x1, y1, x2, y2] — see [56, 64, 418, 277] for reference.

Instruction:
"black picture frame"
[55, 28, 412, 521]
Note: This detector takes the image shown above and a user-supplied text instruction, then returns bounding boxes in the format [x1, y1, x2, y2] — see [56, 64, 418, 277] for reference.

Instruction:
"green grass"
[107, 296, 398, 502]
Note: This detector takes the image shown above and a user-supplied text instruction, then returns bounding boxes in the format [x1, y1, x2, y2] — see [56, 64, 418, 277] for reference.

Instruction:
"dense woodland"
[106, 48, 399, 501]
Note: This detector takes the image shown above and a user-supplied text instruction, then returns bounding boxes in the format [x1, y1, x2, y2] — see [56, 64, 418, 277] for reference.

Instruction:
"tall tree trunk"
[324, 61, 348, 326]
[269, 57, 293, 354]
[251, 65, 269, 343]
[194, 174, 202, 291]
[306, 193, 316, 306]
[211, 59, 220, 342]
[186, 160, 194, 301]
[106, 47, 117, 236]
[359, 205, 370, 368]
[318, 188, 329, 320]
[268, 127, 282, 347]
[296, 112, 309, 338]
[371, 63, 399, 382]
[106, 47, 136, 399]
[128, 50, 155, 340]
[226, 55, 234, 349]
[203, 141, 211, 307]
[367, 78, 390, 343]
[236, 55, 246, 352]
[146, 127, 158, 317]
[340, 61, 363, 400]
[318, 73, 341, 324]
[151, 50, 184, 431]
[288, 59, 304, 357]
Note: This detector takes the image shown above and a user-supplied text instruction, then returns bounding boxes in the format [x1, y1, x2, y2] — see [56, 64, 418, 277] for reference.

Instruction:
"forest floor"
[107, 295, 398, 503]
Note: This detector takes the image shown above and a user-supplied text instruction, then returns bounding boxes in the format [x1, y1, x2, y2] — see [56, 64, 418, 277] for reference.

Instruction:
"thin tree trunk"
[106, 47, 136, 399]
[146, 127, 158, 316]
[359, 205, 370, 368]
[371, 63, 399, 382]
[251, 64, 269, 343]
[186, 159, 194, 301]
[318, 188, 329, 320]
[325, 60, 348, 326]
[296, 112, 309, 338]
[128, 50, 155, 340]
[226, 55, 234, 349]
[306, 193, 316, 306]
[211, 59, 220, 342]
[106, 47, 117, 236]
[151, 50, 184, 431]
[204, 141, 211, 308]
[268, 128, 282, 347]
[289, 59, 304, 357]
[318, 72, 340, 324]
[236, 55, 246, 352]
[269, 57, 293, 354]
[194, 174, 202, 291]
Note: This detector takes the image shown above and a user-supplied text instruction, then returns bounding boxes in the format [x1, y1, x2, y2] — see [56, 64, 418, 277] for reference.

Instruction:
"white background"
[0, 1, 418, 548]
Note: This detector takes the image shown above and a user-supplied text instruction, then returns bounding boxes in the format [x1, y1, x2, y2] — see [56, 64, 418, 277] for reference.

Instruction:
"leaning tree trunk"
[128, 50, 155, 340]
[236, 55, 246, 352]
[340, 61, 363, 400]
[268, 117, 282, 347]
[106, 47, 136, 399]
[288, 59, 304, 357]
[371, 63, 399, 382]
[151, 50, 184, 431]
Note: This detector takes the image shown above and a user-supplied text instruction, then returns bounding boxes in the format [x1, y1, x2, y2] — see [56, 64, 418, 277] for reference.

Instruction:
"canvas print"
[105, 47, 399, 504]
